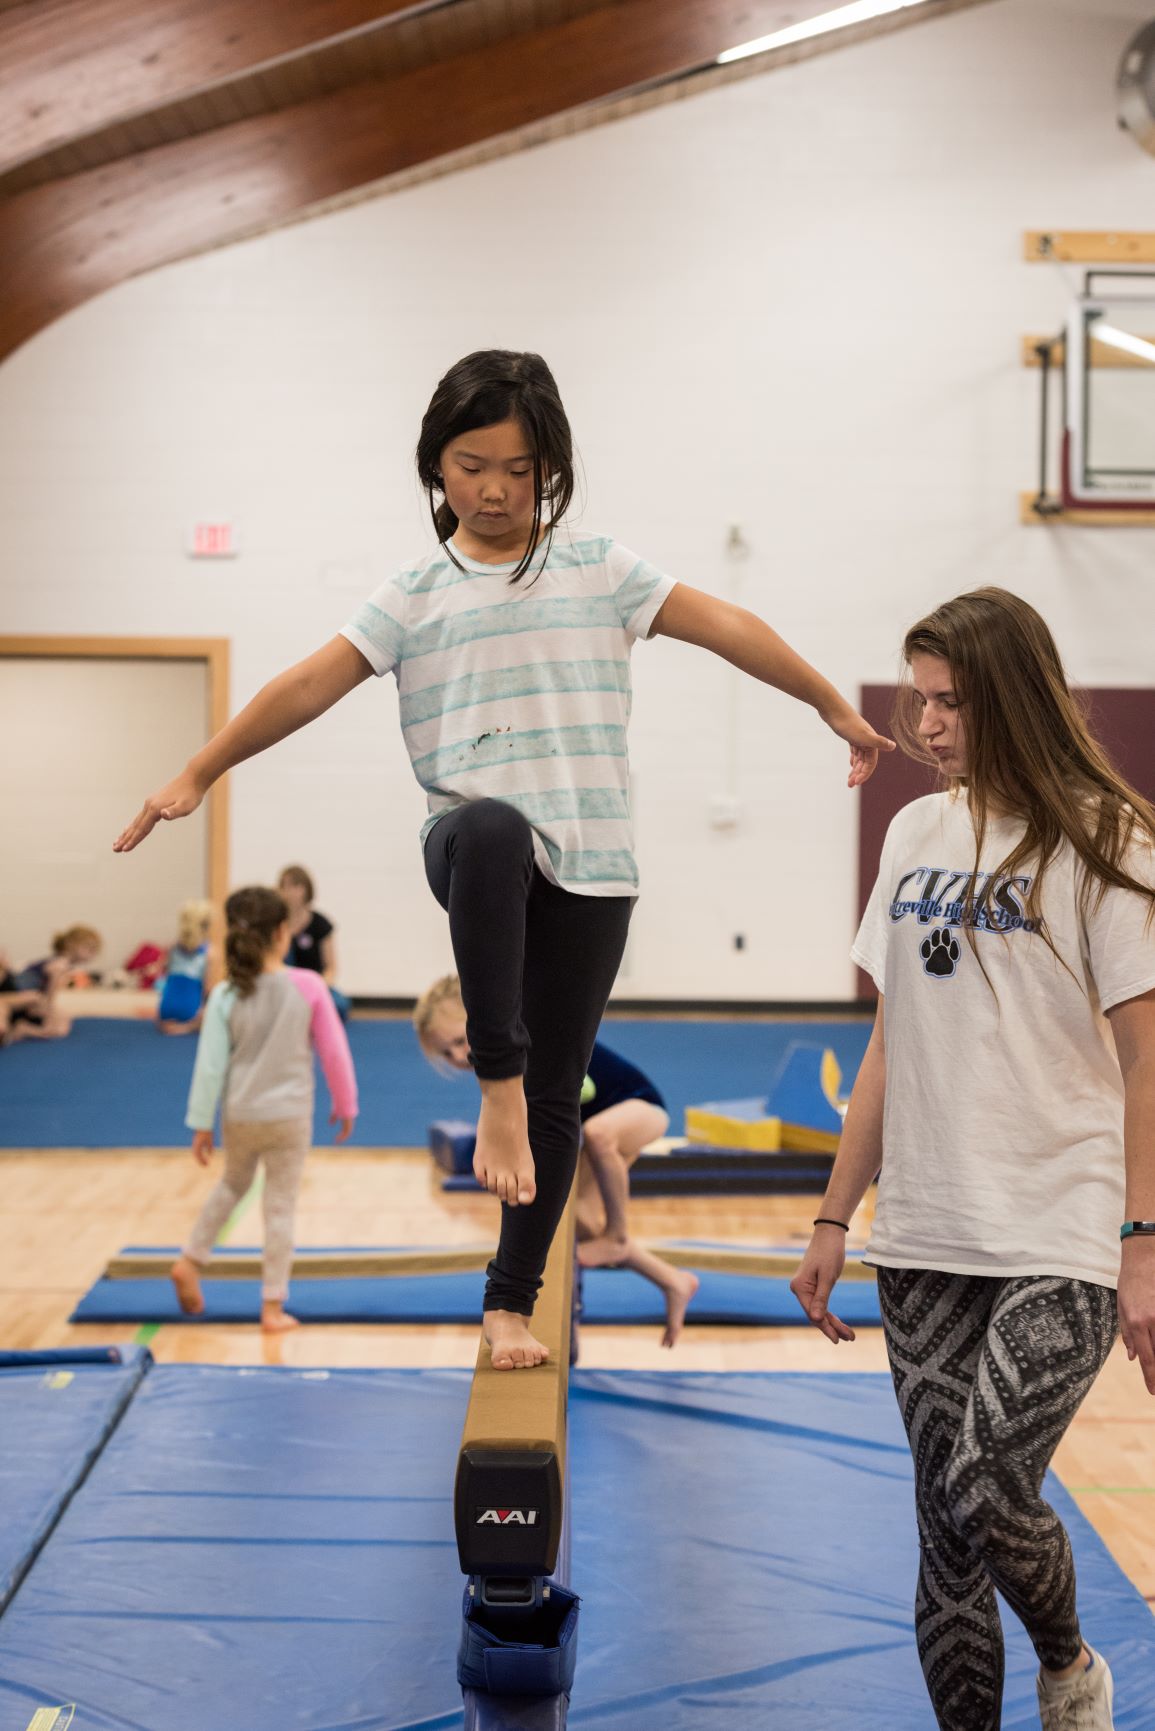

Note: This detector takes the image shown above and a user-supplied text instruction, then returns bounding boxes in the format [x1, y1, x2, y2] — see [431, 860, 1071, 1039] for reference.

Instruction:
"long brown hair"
[224, 886, 287, 998]
[894, 587, 1155, 944]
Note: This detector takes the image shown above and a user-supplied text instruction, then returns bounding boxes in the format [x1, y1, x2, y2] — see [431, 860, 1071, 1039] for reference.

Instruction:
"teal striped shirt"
[341, 533, 674, 896]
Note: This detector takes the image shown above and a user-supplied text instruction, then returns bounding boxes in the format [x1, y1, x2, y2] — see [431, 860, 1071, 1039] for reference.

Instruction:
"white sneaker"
[1036, 1647, 1115, 1730]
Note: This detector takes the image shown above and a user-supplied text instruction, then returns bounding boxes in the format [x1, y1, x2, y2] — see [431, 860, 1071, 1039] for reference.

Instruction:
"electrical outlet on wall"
[709, 795, 740, 830]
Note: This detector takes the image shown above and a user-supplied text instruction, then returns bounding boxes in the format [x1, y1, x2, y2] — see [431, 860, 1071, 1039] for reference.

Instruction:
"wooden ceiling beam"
[0, 0, 967, 363]
[0, 0, 433, 173]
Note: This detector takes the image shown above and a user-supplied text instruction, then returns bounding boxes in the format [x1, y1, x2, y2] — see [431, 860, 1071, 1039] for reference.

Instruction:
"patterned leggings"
[876, 1268, 1117, 1731]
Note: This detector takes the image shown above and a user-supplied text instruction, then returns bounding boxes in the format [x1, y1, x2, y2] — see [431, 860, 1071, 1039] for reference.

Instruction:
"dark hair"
[415, 350, 574, 582]
[894, 587, 1155, 954]
[225, 886, 288, 998]
[278, 864, 315, 903]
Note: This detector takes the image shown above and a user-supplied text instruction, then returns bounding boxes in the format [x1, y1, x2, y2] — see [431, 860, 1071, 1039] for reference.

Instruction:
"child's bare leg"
[261, 1299, 299, 1333]
[6, 1004, 68, 1042]
[260, 1120, 309, 1334]
[176, 1126, 262, 1316]
[616, 1241, 700, 1347]
[579, 1141, 630, 1259]
[578, 1101, 668, 1267]
[484, 1308, 549, 1369]
[170, 1254, 205, 1315]
[474, 1075, 536, 1206]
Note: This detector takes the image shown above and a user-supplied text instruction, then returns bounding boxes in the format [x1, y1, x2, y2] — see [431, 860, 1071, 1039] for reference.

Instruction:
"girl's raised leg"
[483, 872, 631, 1368]
[424, 800, 537, 1207]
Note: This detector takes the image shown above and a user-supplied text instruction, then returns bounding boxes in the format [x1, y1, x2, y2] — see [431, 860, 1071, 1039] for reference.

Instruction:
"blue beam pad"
[0, 1346, 150, 1613]
[0, 1371, 1148, 1729]
[70, 1268, 884, 1327]
[431, 1120, 478, 1175]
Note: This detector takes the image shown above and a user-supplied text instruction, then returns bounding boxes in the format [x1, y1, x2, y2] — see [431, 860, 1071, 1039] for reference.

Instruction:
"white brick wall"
[1, 0, 1151, 998]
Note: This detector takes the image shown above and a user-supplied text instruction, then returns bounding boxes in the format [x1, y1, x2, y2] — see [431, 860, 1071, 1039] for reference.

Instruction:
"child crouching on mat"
[171, 886, 357, 1333]
[415, 975, 700, 1346]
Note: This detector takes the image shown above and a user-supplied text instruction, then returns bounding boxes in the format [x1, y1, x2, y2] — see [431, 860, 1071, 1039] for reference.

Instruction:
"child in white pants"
[171, 885, 358, 1332]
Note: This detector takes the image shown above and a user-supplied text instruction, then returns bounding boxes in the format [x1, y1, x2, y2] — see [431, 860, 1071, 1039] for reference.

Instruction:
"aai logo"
[475, 1507, 539, 1526]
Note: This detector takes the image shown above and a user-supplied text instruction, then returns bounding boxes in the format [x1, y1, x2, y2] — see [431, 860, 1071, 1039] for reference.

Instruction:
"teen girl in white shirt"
[793, 587, 1155, 1731]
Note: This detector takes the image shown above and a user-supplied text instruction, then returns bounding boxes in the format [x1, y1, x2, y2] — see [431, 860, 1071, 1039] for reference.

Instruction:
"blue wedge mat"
[0, 1014, 870, 1149]
[0, 1368, 1149, 1730]
[0, 1346, 150, 1614]
[70, 1266, 883, 1327]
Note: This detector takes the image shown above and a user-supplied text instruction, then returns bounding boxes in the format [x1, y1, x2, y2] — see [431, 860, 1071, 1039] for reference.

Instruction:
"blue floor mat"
[70, 1265, 883, 1328]
[0, 1368, 1148, 1730]
[0, 1347, 150, 1613]
[0, 1015, 871, 1149]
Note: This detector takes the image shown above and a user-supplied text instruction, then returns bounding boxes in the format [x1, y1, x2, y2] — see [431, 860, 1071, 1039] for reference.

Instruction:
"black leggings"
[424, 800, 633, 1316]
[877, 1267, 1117, 1730]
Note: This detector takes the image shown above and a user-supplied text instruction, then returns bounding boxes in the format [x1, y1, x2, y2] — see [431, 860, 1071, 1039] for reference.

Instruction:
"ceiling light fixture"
[717, 0, 943, 65]
[1091, 322, 1155, 367]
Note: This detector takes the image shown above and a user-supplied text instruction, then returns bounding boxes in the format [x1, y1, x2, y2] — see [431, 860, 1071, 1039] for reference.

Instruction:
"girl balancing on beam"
[115, 348, 891, 1372]
[791, 588, 1155, 1731]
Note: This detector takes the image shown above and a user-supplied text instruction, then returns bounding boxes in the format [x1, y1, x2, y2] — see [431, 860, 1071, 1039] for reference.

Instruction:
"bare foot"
[577, 1234, 630, 1269]
[170, 1255, 205, 1316]
[661, 1271, 700, 1349]
[261, 1302, 299, 1333]
[484, 1309, 550, 1370]
[474, 1082, 536, 1206]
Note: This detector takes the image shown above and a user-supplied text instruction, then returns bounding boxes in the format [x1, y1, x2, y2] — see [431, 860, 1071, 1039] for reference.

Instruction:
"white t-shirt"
[341, 532, 674, 898]
[853, 791, 1155, 1288]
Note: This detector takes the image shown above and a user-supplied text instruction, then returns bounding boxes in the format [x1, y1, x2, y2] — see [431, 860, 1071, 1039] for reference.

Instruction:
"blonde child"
[415, 975, 700, 1347]
[156, 899, 214, 1034]
[170, 886, 357, 1333]
[1, 925, 101, 1044]
[116, 348, 890, 1370]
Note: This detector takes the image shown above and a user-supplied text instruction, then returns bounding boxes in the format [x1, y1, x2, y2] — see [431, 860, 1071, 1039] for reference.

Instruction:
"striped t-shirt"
[341, 532, 675, 896]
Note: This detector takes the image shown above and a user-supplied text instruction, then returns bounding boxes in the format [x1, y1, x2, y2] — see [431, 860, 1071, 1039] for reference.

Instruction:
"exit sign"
[187, 522, 240, 558]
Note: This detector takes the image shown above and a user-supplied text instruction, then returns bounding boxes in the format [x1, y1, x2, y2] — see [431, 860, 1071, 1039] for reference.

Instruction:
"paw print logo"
[920, 926, 960, 979]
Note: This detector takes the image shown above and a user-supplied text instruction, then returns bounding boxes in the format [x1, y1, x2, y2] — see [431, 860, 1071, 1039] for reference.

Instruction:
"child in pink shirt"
[171, 885, 358, 1332]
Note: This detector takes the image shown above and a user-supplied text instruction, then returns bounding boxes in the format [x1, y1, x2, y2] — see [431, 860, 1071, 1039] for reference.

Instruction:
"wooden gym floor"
[1, 1138, 1152, 1613]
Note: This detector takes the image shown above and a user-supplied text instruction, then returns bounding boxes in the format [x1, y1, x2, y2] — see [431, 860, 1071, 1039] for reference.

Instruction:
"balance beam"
[104, 1247, 494, 1281]
[454, 1193, 578, 1720]
[454, 1197, 575, 1579]
[104, 1240, 875, 1286]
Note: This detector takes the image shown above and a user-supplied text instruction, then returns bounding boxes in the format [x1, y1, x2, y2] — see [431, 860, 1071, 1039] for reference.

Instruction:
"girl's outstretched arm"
[651, 583, 894, 786]
[114, 637, 372, 852]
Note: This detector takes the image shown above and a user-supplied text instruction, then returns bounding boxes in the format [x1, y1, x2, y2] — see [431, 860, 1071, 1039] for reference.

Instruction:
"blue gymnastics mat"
[70, 1262, 884, 1328]
[0, 1014, 870, 1149]
[0, 1366, 1149, 1730]
[0, 1346, 150, 1613]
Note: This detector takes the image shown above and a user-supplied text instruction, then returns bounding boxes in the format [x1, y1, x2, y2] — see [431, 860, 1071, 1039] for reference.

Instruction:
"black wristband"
[813, 1217, 849, 1232]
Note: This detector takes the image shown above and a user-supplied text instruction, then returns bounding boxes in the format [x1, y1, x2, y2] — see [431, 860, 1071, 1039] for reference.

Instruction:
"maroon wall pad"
[854, 686, 1155, 1000]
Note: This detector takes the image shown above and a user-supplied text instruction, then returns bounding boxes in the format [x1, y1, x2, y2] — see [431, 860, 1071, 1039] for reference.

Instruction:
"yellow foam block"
[683, 1107, 783, 1152]
[780, 1123, 841, 1154]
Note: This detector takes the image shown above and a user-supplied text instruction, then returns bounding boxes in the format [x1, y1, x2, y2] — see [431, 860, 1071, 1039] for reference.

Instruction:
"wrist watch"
[1120, 1221, 1155, 1240]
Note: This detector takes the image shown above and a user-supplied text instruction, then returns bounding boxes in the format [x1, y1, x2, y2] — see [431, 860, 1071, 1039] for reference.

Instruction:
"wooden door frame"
[0, 634, 230, 908]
